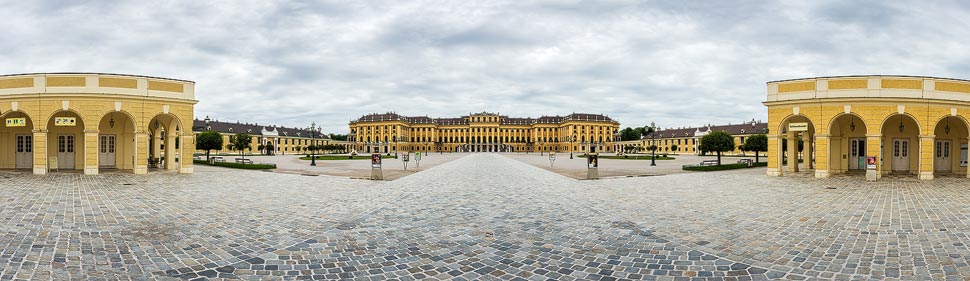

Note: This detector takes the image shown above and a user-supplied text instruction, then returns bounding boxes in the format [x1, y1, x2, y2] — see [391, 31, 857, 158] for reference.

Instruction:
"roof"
[351, 112, 618, 125]
[193, 119, 328, 139]
[644, 120, 768, 139]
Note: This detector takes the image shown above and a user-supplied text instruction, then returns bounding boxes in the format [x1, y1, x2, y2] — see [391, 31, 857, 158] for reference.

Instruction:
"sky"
[3, 0, 970, 134]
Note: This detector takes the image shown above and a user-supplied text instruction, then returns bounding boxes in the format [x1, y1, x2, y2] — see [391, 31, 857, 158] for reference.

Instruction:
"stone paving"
[0, 154, 968, 280]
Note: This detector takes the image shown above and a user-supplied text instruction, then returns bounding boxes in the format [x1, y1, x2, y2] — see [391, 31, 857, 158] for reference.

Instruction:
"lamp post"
[308, 122, 319, 166]
[647, 122, 657, 166]
[570, 135, 575, 159]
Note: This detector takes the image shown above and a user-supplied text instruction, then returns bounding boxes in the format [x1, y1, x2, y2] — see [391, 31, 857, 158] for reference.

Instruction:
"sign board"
[788, 122, 808, 132]
[402, 152, 410, 162]
[415, 152, 421, 161]
[549, 153, 556, 161]
[371, 153, 382, 169]
[587, 153, 599, 168]
[866, 156, 876, 170]
[5, 118, 26, 127]
[54, 117, 77, 127]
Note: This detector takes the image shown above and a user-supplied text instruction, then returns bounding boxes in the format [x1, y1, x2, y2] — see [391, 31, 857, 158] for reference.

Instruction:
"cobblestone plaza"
[2, 154, 970, 280]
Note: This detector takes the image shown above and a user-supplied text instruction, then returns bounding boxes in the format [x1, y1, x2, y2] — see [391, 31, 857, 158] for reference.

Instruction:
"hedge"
[194, 160, 276, 169]
[578, 155, 675, 160]
[299, 155, 399, 160]
[682, 162, 767, 171]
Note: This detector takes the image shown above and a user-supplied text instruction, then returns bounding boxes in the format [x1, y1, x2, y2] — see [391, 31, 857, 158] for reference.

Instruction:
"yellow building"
[192, 117, 350, 155]
[348, 112, 620, 153]
[613, 120, 767, 155]
[0, 73, 196, 174]
[765, 75, 970, 180]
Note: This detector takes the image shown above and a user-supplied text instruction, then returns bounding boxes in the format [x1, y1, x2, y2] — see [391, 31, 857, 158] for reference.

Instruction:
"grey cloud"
[2, 1, 970, 133]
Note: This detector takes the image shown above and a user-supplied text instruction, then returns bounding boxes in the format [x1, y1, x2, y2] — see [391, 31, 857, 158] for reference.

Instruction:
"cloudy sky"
[3, 1, 969, 133]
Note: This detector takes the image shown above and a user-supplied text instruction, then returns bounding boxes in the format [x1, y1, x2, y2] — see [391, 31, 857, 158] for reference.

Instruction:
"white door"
[15, 135, 32, 169]
[848, 138, 866, 170]
[892, 139, 909, 172]
[58, 134, 75, 170]
[99, 135, 116, 168]
[934, 140, 951, 172]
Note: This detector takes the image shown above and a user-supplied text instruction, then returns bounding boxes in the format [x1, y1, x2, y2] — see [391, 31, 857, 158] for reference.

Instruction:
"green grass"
[682, 162, 768, 171]
[299, 155, 398, 160]
[580, 155, 675, 160]
[193, 159, 276, 169]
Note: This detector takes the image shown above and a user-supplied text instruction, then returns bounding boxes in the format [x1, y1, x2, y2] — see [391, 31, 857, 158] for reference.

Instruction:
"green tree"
[619, 127, 638, 141]
[329, 134, 348, 141]
[257, 144, 265, 154]
[195, 130, 223, 162]
[743, 134, 768, 163]
[699, 131, 735, 165]
[648, 144, 658, 152]
[670, 144, 678, 152]
[231, 133, 253, 159]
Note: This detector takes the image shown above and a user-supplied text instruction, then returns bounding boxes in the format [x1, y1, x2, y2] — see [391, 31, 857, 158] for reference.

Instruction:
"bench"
[211, 156, 225, 163]
[700, 160, 719, 166]
[235, 158, 253, 164]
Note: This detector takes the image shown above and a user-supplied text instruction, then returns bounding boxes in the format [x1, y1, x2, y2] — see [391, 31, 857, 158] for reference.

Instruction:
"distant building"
[613, 120, 767, 155]
[348, 111, 620, 153]
[192, 117, 350, 155]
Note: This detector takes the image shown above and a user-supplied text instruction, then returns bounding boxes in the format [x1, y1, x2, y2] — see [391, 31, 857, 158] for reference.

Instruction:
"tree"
[670, 144, 678, 152]
[699, 131, 735, 165]
[743, 134, 768, 163]
[231, 133, 253, 159]
[257, 144, 265, 154]
[620, 127, 640, 141]
[329, 134, 348, 141]
[648, 145, 658, 152]
[195, 130, 223, 162]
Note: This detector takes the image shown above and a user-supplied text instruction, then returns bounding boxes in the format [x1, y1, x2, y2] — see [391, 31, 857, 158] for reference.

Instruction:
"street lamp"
[569, 135, 575, 159]
[308, 122, 319, 166]
[646, 122, 657, 166]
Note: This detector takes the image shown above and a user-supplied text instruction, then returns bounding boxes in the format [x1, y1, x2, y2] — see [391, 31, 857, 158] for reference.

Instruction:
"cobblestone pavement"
[0, 154, 968, 280]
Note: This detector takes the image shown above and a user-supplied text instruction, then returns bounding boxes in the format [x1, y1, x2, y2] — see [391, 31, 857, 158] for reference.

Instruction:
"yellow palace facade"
[0, 73, 196, 175]
[348, 112, 620, 153]
[765, 75, 970, 180]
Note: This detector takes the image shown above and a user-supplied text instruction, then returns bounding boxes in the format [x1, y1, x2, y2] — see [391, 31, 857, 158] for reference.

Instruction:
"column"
[919, 135, 935, 180]
[866, 134, 882, 179]
[766, 134, 781, 176]
[180, 134, 194, 174]
[802, 132, 815, 170]
[787, 131, 798, 173]
[134, 132, 148, 174]
[966, 137, 970, 179]
[814, 134, 830, 178]
[83, 130, 99, 175]
[32, 131, 47, 175]
[165, 131, 177, 170]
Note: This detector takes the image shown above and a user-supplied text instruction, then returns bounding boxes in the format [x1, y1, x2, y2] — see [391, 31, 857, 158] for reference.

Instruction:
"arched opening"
[828, 113, 869, 175]
[0, 111, 34, 170]
[98, 111, 136, 172]
[47, 110, 85, 171]
[881, 114, 920, 175]
[147, 114, 183, 172]
[933, 116, 969, 176]
[777, 115, 815, 175]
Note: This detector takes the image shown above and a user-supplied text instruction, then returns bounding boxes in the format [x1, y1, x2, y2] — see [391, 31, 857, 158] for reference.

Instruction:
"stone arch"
[97, 110, 138, 172]
[827, 113, 870, 175]
[0, 110, 36, 170]
[147, 113, 185, 172]
[775, 114, 816, 175]
[880, 113, 921, 175]
[931, 115, 970, 176]
[46, 110, 87, 171]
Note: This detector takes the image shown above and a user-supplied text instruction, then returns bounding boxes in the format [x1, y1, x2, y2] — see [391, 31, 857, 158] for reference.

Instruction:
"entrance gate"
[935, 140, 951, 172]
[849, 138, 865, 170]
[892, 139, 910, 172]
[15, 135, 32, 169]
[99, 135, 116, 168]
[57, 134, 76, 170]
